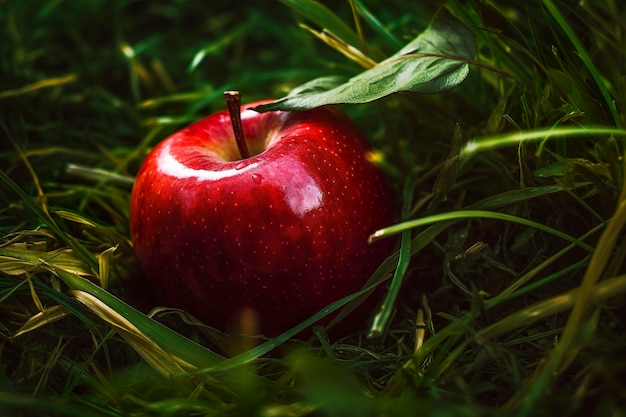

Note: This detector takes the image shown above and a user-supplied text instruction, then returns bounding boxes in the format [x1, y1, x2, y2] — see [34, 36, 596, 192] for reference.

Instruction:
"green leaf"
[254, 10, 476, 112]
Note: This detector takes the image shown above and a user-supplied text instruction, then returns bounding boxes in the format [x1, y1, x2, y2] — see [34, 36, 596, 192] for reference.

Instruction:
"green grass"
[2, 0, 626, 416]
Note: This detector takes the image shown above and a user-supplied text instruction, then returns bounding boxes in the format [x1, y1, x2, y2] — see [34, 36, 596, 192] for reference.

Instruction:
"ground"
[1, 1, 625, 416]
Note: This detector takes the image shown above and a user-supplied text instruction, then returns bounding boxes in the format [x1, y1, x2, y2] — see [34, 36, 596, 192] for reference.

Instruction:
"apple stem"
[224, 91, 250, 159]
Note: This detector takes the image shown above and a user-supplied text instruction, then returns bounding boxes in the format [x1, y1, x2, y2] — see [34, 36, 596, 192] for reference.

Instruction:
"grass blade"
[0, 170, 99, 271]
[461, 127, 626, 158]
[541, 0, 621, 129]
[279, 0, 360, 48]
[371, 209, 596, 253]
[367, 178, 414, 337]
[44, 264, 226, 369]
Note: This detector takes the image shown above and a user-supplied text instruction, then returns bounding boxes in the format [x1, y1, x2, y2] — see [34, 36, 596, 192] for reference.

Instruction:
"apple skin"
[130, 100, 394, 336]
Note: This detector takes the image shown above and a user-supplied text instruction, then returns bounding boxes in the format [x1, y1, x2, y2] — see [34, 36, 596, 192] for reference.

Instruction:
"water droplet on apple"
[235, 162, 247, 170]
[251, 173, 263, 184]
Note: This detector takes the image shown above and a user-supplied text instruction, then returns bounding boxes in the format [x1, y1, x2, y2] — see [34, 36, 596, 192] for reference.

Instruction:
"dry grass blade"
[54, 210, 132, 250]
[97, 245, 117, 289]
[478, 275, 626, 341]
[24, 270, 44, 312]
[65, 164, 135, 189]
[407, 274, 626, 386]
[11, 305, 71, 338]
[509, 198, 626, 412]
[300, 24, 377, 68]
[70, 289, 238, 407]
[0, 74, 77, 98]
[0, 246, 94, 278]
[70, 290, 197, 378]
[0, 170, 99, 271]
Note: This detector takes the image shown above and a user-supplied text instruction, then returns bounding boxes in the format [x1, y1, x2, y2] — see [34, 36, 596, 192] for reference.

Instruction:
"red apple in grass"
[130, 92, 394, 336]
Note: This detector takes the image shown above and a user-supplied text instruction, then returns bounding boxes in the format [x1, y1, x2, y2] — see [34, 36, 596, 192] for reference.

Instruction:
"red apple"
[130, 93, 394, 336]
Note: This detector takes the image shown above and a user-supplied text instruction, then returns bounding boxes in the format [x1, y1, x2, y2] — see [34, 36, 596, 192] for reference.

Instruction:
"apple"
[130, 92, 394, 336]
